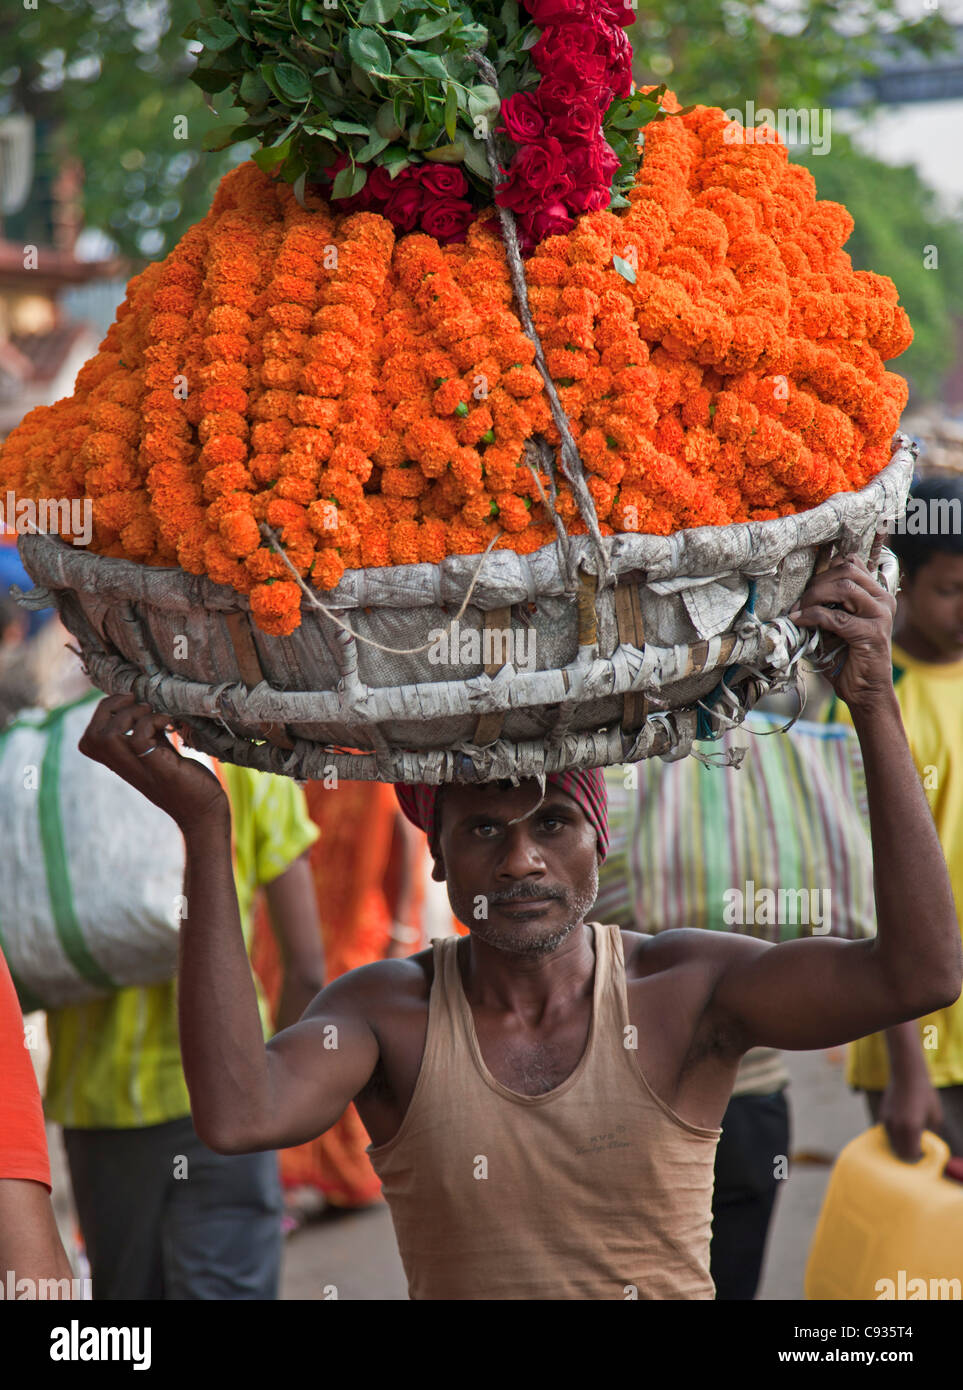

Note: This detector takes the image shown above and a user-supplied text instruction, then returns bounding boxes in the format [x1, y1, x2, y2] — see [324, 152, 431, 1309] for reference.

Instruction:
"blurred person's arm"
[266, 854, 327, 1031]
[0, 947, 73, 1290]
[0, 1180, 74, 1289]
[386, 813, 425, 959]
[879, 1021, 943, 1162]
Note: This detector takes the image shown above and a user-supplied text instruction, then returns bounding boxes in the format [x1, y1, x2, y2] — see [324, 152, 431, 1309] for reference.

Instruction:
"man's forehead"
[440, 781, 584, 827]
[444, 780, 579, 817]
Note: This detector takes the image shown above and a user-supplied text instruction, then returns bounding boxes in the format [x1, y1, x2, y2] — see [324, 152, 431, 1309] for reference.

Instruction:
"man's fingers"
[792, 563, 891, 615]
[127, 714, 175, 758]
[787, 603, 870, 634]
[82, 693, 139, 740]
[790, 582, 881, 621]
[806, 554, 888, 594]
[80, 697, 172, 769]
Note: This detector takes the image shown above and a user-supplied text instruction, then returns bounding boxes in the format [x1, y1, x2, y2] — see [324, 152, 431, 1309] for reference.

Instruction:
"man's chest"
[357, 960, 733, 1145]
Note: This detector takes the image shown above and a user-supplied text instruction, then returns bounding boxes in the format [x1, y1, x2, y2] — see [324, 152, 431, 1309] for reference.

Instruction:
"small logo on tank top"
[575, 1124, 630, 1156]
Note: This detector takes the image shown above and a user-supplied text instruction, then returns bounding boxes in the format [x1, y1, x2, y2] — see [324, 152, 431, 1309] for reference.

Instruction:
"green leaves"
[273, 63, 311, 101]
[194, 16, 240, 52]
[461, 137, 491, 181]
[252, 139, 292, 172]
[355, 132, 391, 160]
[444, 83, 458, 140]
[347, 28, 391, 77]
[612, 255, 636, 283]
[402, 50, 449, 81]
[358, 0, 402, 21]
[331, 163, 367, 199]
[467, 84, 500, 122]
[184, 0, 521, 205]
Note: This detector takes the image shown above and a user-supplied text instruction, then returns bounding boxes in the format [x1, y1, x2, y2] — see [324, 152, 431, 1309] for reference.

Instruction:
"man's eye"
[474, 823, 499, 837]
[541, 817, 565, 831]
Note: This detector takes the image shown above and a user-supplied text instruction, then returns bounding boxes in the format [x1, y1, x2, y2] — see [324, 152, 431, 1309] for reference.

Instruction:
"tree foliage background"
[1, 0, 960, 400]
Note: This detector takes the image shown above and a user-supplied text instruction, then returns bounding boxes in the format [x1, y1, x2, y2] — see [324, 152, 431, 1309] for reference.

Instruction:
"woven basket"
[15, 437, 915, 784]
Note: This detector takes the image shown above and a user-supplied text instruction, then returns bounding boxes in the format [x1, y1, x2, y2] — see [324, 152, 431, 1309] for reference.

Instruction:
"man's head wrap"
[395, 767, 609, 861]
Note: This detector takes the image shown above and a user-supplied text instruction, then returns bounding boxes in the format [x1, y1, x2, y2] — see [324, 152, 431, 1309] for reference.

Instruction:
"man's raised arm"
[703, 555, 963, 1054]
[79, 695, 379, 1154]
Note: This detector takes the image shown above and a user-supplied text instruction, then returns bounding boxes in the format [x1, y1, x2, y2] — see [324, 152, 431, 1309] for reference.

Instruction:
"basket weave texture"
[17, 440, 914, 784]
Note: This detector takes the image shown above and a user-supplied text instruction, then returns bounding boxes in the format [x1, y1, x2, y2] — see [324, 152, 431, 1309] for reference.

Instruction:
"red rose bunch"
[496, 0, 634, 251]
[324, 158, 475, 244]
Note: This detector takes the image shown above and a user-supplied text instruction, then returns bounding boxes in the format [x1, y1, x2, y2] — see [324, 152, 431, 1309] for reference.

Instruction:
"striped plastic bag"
[0, 692, 212, 1009]
[596, 710, 876, 943]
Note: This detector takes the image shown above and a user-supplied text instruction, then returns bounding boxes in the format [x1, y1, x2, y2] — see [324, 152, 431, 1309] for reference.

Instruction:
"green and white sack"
[0, 692, 210, 1009]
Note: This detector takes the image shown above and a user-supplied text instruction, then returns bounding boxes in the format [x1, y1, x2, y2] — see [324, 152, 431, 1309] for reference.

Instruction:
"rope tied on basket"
[693, 573, 824, 748]
[260, 523, 505, 657]
[470, 50, 612, 594]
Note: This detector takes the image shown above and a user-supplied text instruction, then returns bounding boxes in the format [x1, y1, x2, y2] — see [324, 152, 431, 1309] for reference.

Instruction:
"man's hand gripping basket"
[16, 435, 913, 784]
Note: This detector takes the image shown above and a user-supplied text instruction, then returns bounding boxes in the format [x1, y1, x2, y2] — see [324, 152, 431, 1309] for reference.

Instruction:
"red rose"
[525, 0, 589, 23]
[528, 200, 576, 242]
[598, 0, 637, 26]
[384, 171, 424, 231]
[567, 182, 611, 214]
[420, 197, 476, 244]
[534, 20, 614, 62]
[545, 99, 602, 146]
[498, 92, 546, 143]
[339, 189, 378, 213]
[566, 136, 620, 202]
[538, 76, 607, 116]
[366, 165, 397, 201]
[603, 23, 635, 96]
[533, 27, 610, 90]
[419, 164, 469, 199]
[550, 51, 611, 93]
[496, 138, 573, 214]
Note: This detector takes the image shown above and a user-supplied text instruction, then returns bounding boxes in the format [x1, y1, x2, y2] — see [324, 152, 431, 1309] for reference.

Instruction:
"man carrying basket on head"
[78, 553, 963, 1300]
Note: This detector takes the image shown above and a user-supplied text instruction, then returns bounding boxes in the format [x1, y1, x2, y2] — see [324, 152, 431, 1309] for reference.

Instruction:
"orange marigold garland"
[0, 100, 912, 635]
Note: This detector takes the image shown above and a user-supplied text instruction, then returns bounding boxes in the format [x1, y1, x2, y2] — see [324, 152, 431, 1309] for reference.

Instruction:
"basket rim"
[16, 434, 916, 618]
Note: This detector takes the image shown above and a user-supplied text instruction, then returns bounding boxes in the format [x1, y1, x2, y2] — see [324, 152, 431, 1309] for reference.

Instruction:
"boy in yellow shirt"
[829, 475, 963, 1160]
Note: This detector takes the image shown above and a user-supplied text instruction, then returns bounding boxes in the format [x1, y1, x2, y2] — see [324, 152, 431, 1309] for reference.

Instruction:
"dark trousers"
[710, 1090, 791, 1301]
[62, 1115, 283, 1300]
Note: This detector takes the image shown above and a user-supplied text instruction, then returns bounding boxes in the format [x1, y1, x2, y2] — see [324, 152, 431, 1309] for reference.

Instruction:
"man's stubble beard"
[465, 859, 600, 958]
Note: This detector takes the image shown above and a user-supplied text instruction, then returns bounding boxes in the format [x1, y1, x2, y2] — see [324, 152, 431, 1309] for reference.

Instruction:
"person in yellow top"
[828, 474, 963, 1161]
[44, 753, 322, 1300]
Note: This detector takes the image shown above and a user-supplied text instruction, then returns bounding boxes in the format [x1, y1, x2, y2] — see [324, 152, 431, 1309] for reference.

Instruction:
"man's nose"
[495, 826, 546, 879]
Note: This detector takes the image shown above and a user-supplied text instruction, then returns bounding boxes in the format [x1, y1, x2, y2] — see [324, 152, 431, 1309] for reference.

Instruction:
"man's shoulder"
[618, 925, 770, 981]
[317, 945, 436, 1015]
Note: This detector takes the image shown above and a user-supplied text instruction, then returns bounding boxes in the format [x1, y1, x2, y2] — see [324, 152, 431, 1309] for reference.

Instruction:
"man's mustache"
[487, 885, 566, 906]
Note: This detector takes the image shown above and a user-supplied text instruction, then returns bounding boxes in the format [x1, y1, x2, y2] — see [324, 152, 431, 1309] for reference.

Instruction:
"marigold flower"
[0, 131, 913, 635]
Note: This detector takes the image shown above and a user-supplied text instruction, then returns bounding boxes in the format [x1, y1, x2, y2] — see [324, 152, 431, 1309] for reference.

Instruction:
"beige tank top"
[368, 923, 721, 1300]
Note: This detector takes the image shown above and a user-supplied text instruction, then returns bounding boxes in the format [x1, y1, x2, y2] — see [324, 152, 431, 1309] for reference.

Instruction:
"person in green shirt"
[828, 474, 963, 1161]
[44, 753, 322, 1300]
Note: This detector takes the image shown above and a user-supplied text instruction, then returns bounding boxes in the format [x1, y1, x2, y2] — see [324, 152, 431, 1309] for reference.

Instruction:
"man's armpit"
[356, 1056, 391, 1104]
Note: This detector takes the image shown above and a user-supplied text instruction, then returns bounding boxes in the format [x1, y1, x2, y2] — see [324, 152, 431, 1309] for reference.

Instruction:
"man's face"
[432, 780, 601, 958]
[901, 552, 963, 660]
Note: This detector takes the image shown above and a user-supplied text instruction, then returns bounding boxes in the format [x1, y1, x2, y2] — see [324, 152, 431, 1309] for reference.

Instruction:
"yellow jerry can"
[805, 1124, 963, 1300]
